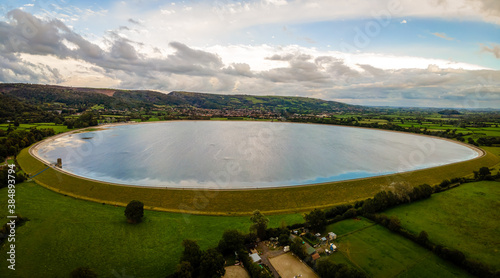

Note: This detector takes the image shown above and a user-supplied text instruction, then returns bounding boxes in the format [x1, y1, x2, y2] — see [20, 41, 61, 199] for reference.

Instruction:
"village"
[225, 228, 339, 278]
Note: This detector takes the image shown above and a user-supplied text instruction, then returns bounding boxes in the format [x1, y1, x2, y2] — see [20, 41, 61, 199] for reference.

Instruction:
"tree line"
[0, 128, 55, 161]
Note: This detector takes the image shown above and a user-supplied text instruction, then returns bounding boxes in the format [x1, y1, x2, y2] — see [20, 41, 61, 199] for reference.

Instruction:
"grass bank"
[0, 182, 302, 277]
[18, 141, 499, 215]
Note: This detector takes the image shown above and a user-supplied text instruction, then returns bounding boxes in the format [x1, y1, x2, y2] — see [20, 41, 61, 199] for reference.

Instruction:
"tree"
[180, 239, 202, 269]
[175, 261, 193, 278]
[278, 233, 290, 246]
[304, 208, 327, 232]
[388, 216, 401, 232]
[417, 230, 429, 245]
[250, 210, 269, 239]
[290, 237, 307, 260]
[200, 248, 225, 278]
[70, 266, 98, 278]
[317, 259, 337, 277]
[478, 167, 491, 180]
[218, 229, 245, 255]
[124, 200, 144, 223]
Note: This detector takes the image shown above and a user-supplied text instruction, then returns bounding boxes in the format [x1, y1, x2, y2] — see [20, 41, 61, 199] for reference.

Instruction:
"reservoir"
[35, 121, 479, 189]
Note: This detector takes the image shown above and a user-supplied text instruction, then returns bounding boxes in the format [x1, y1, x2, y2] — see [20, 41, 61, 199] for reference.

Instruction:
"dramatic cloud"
[0, 4, 498, 108]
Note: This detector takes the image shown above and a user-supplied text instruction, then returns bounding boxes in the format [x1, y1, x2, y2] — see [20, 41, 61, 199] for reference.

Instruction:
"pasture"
[0, 182, 303, 277]
[383, 181, 500, 271]
[0, 123, 70, 134]
[325, 218, 472, 278]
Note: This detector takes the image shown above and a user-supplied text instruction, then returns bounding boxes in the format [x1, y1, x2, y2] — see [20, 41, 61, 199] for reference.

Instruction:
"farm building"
[328, 232, 337, 240]
[306, 246, 316, 255]
[329, 243, 337, 251]
[249, 253, 262, 263]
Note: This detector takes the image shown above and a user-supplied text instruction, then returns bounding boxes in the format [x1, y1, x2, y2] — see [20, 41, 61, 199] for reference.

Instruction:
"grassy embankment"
[18, 141, 500, 215]
[323, 218, 472, 278]
[3, 142, 499, 277]
[0, 181, 303, 277]
[1, 181, 493, 277]
[383, 181, 500, 272]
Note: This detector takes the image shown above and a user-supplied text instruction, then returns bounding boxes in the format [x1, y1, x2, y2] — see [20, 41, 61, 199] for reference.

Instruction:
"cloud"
[110, 39, 139, 60]
[481, 43, 500, 58]
[0, 9, 498, 108]
[431, 32, 455, 41]
[468, 0, 500, 17]
[400, 19, 407, 24]
[128, 18, 141, 25]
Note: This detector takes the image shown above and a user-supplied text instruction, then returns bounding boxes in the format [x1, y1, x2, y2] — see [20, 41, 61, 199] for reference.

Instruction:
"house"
[249, 253, 262, 263]
[329, 243, 337, 251]
[306, 246, 316, 255]
[320, 237, 327, 243]
[311, 253, 321, 261]
[328, 232, 337, 240]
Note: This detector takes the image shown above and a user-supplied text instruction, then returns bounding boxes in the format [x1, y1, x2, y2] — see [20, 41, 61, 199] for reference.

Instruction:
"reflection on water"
[36, 121, 479, 189]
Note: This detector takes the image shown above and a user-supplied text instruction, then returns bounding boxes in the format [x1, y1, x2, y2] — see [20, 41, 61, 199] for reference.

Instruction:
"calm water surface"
[36, 121, 479, 189]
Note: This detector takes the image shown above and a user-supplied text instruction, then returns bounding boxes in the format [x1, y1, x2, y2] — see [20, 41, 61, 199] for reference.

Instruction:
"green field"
[324, 218, 471, 278]
[0, 123, 70, 134]
[0, 182, 303, 277]
[383, 181, 500, 271]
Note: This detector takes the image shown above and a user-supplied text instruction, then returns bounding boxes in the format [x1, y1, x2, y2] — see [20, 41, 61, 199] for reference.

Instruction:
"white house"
[330, 243, 337, 251]
[328, 232, 337, 240]
[249, 253, 262, 263]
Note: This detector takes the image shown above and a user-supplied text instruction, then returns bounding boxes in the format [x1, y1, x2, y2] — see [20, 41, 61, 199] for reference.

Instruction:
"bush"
[70, 266, 98, 278]
[342, 208, 357, 219]
[439, 179, 451, 188]
[124, 200, 144, 223]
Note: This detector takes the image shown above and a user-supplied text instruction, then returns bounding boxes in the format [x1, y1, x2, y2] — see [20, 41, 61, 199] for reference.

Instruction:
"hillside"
[0, 83, 364, 114]
[168, 91, 359, 113]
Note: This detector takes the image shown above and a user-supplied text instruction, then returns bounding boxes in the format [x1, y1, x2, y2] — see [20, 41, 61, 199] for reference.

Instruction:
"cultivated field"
[325, 218, 472, 278]
[18, 140, 499, 215]
[0, 182, 303, 277]
[269, 253, 318, 278]
[383, 181, 500, 271]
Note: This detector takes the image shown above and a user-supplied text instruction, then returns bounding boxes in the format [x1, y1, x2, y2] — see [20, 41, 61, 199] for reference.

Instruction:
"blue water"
[36, 121, 479, 189]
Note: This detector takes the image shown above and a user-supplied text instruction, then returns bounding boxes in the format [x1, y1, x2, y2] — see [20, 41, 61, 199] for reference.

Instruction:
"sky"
[0, 0, 499, 108]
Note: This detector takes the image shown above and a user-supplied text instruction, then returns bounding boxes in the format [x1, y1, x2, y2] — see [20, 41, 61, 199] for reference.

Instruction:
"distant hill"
[168, 91, 361, 113]
[438, 109, 461, 115]
[0, 83, 364, 114]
